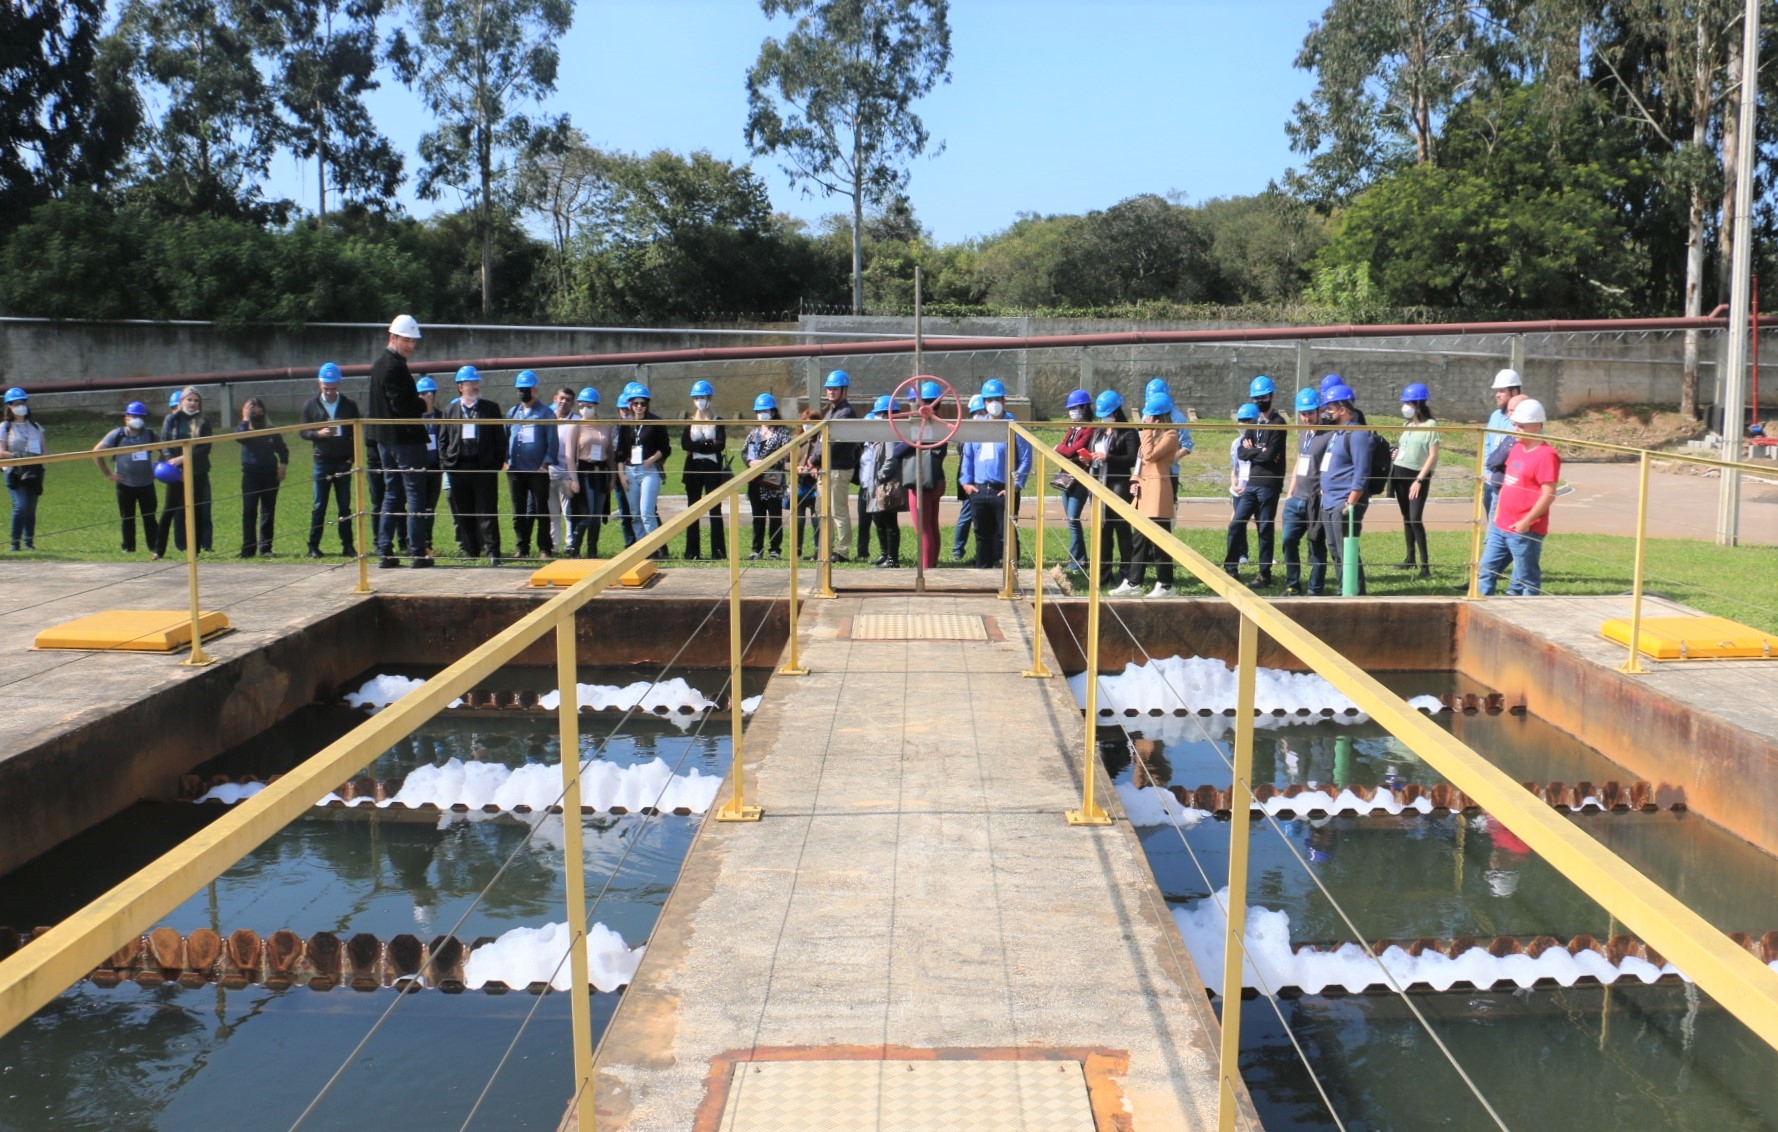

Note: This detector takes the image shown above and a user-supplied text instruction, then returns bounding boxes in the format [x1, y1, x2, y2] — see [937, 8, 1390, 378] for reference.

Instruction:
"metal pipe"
[817, 426, 835, 599]
[555, 615, 595, 1105]
[178, 439, 214, 667]
[1618, 450, 1653, 674]
[1467, 425, 1488, 599]
[351, 421, 371, 594]
[1719, 0, 1762, 544]
[717, 498, 761, 823]
[1067, 495, 1111, 826]
[1022, 454, 1053, 680]
[1217, 614, 1259, 1132]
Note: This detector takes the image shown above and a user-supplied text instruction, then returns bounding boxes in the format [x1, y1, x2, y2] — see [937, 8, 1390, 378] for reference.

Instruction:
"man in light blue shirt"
[959, 379, 1032, 569]
[1483, 368, 1521, 518]
[505, 370, 559, 556]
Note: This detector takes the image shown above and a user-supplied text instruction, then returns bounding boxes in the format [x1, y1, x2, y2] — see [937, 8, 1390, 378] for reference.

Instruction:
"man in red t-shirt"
[1478, 398, 1559, 595]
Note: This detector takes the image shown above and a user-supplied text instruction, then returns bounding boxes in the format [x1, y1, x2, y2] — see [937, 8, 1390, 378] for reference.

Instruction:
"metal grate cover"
[850, 613, 989, 641]
[718, 1059, 1096, 1132]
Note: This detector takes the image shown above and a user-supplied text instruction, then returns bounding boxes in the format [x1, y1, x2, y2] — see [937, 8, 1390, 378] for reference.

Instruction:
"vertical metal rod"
[351, 418, 372, 594]
[179, 439, 214, 667]
[1217, 613, 1260, 1132]
[555, 614, 595, 1107]
[1067, 495, 1110, 826]
[913, 268, 926, 596]
[817, 426, 836, 598]
[1022, 452, 1052, 679]
[779, 441, 808, 676]
[1718, 0, 1761, 545]
[718, 495, 762, 822]
[998, 419, 1017, 600]
[1618, 450, 1652, 674]
[1466, 425, 1487, 600]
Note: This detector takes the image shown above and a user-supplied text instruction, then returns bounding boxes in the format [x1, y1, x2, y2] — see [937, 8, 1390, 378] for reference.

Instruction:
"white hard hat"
[1491, 368, 1522, 390]
[1509, 397, 1547, 424]
[388, 314, 422, 340]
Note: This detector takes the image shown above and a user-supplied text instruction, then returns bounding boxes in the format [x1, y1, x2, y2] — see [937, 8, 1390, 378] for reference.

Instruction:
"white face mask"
[1400, 403, 1416, 419]
[578, 405, 595, 418]
[985, 401, 1005, 419]
[692, 397, 711, 412]
[125, 416, 145, 430]
[1068, 408, 1086, 422]
[756, 413, 772, 422]
[8, 404, 25, 418]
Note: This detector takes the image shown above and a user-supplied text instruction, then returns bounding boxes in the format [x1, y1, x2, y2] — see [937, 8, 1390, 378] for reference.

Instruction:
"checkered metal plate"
[849, 613, 988, 641]
[718, 1059, 1096, 1132]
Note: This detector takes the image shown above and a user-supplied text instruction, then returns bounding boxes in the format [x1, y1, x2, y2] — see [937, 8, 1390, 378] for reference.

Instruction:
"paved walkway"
[579, 592, 1232, 1131]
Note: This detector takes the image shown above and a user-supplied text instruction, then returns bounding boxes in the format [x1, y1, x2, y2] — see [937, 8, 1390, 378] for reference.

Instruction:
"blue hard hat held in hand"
[824, 369, 850, 389]
[1093, 390, 1123, 418]
[1402, 382, 1430, 402]
[1250, 375, 1276, 397]
[1319, 373, 1344, 393]
[918, 379, 943, 401]
[980, 378, 1006, 399]
[577, 387, 600, 403]
[690, 380, 714, 398]
[415, 376, 438, 394]
[153, 460, 182, 485]
[455, 365, 482, 384]
[514, 370, 538, 389]
[1065, 388, 1092, 410]
[318, 362, 342, 384]
[1321, 384, 1356, 406]
[1295, 387, 1322, 413]
[753, 392, 778, 413]
[1144, 392, 1175, 418]
[1236, 402, 1261, 422]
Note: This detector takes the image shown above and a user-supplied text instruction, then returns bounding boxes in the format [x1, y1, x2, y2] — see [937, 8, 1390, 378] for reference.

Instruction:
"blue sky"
[262, 0, 1328, 244]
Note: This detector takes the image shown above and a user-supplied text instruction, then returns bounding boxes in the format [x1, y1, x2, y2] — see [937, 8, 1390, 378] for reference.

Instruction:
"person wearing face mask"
[1084, 390, 1139, 587]
[1478, 398, 1559, 596]
[1389, 383, 1439, 577]
[1317, 382, 1376, 596]
[616, 385, 669, 552]
[743, 393, 794, 558]
[504, 370, 559, 559]
[299, 362, 361, 559]
[1109, 391, 1183, 597]
[547, 386, 577, 552]
[858, 395, 904, 567]
[1143, 378, 1195, 500]
[439, 365, 506, 564]
[156, 386, 214, 556]
[1225, 402, 1260, 573]
[957, 378, 1031, 569]
[1281, 387, 1333, 596]
[562, 387, 616, 557]
[415, 376, 444, 558]
[1, 388, 46, 552]
[93, 400, 162, 556]
[1054, 389, 1096, 572]
[1230, 375, 1286, 586]
[951, 393, 987, 561]
[232, 397, 288, 557]
[680, 380, 729, 560]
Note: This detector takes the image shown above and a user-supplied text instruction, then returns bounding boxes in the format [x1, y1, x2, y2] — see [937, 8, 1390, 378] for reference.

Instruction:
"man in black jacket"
[1230, 375, 1287, 586]
[368, 314, 430, 567]
[440, 365, 506, 563]
[815, 369, 859, 561]
[298, 363, 360, 557]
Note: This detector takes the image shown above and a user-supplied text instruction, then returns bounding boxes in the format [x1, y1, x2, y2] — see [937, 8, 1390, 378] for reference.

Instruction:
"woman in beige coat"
[1110, 392, 1183, 597]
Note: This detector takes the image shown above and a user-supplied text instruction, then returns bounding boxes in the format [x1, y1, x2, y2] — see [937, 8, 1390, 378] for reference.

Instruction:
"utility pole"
[1718, 0, 1760, 545]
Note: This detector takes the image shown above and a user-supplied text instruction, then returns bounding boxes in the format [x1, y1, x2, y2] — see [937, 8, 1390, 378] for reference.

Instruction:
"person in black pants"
[417, 376, 443, 557]
[368, 315, 431, 568]
[234, 397, 288, 556]
[1085, 391, 1138, 587]
[92, 402, 160, 555]
[742, 395, 793, 558]
[298, 364, 360, 557]
[1229, 375, 1286, 586]
[680, 380, 728, 559]
[439, 365, 505, 563]
[157, 386, 214, 555]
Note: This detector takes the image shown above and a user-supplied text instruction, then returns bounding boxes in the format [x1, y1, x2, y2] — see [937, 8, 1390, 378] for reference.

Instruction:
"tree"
[1050, 194, 1215, 307]
[0, 1, 141, 229]
[393, 0, 574, 315]
[518, 128, 614, 312]
[265, 0, 403, 218]
[1196, 189, 1329, 303]
[745, 0, 952, 314]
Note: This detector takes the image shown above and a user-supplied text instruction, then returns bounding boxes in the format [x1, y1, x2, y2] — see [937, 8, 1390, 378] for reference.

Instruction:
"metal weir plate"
[849, 613, 989, 641]
[718, 1060, 1095, 1132]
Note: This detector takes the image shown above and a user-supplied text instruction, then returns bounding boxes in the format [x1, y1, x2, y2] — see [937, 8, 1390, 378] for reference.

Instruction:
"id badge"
[426, 436, 437, 451]
[462, 422, 478, 441]
[131, 450, 149, 462]
[1294, 454, 1310, 478]
[589, 443, 604, 461]
[517, 425, 535, 444]
[630, 444, 644, 466]
[1319, 451, 1332, 472]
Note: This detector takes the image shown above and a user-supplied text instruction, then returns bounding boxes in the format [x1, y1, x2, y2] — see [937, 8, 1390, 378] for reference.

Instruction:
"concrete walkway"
[580, 592, 1232, 1130]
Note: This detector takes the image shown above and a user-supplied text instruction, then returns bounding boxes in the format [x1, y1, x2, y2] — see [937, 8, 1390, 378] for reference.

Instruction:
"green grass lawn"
[11, 412, 1774, 634]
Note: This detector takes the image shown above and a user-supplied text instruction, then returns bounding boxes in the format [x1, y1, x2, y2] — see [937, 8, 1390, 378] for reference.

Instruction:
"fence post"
[178, 439, 215, 667]
[779, 439, 808, 676]
[999, 419, 1018, 600]
[816, 425, 836, 598]
[1023, 452, 1052, 679]
[1217, 613, 1259, 1132]
[351, 420, 372, 595]
[1067, 495, 1111, 826]
[718, 496, 762, 822]
[1466, 425, 1487, 599]
[1618, 450, 1652, 674]
[555, 612, 596, 1114]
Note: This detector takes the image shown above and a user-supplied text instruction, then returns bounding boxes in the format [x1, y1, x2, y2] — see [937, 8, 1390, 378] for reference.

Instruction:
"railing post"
[718, 493, 762, 822]
[1217, 613, 1259, 1132]
[352, 418, 372, 594]
[1618, 449, 1652, 674]
[178, 439, 214, 667]
[779, 439, 808, 676]
[816, 425, 836, 598]
[555, 612, 596, 1114]
[1022, 451, 1052, 679]
[1067, 494, 1111, 826]
[1466, 424, 1487, 600]
[999, 420, 1018, 600]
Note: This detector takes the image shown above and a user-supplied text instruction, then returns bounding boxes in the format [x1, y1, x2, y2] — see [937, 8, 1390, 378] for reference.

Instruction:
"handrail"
[0, 422, 825, 1040]
[1010, 422, 1778, 1054]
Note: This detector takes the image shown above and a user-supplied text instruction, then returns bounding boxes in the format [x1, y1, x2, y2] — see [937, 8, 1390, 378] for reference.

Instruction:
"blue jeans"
[953, 492, 975, 558]
[1483, 481, 1500, 521]
[378, 442, 429, 557]
[1478, 526, 1545, 595]
[310, 458, 354, 552]
[625, 465, 662, 541]
[1063, 488, 1089, 569]
[1281, 496, 1324, 592]
[8, 484, 38, 548]
[1225, 482, 1279, 574]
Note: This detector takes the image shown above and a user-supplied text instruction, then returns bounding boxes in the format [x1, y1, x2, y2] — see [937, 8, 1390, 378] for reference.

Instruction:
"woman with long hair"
[233, 397, 288, 556]
[742, 394, 794, 559]
[158, 386, 214, 555]
[1390, 384, 1439, 577]
[680, 380, 729, 559]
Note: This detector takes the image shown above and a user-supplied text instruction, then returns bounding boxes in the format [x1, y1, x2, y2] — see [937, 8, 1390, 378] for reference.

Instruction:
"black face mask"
[1318, 410, 1335, 425]
[519, 389, 534, 402]
[1252, 397, 1271, 413]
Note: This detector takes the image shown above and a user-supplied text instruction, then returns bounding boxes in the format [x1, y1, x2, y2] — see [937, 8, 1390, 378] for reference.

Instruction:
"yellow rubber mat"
[34, 610, 231, 652]
[1601, 615, 1776, 660]
[718, 1060, 1095, 1132]
[527, 559, 657, 588]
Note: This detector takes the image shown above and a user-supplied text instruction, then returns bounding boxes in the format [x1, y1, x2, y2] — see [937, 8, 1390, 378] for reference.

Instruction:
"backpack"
[1361, 432, 1393, 497]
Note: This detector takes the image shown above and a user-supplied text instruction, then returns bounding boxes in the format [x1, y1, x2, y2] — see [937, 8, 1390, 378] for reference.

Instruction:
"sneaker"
[308, 549, 323, 559]
[1108, 580, 1140, 597]
[410, 557, 435, 569]
[1283, 584, 1303, 596]
[379, 556, 402, 569]
[1255, 573, 1274, 587]
[1147, 584, 1173, 598]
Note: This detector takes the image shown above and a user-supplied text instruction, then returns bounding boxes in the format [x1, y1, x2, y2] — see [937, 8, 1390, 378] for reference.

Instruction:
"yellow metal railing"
[1008, 421, 1778, 1132]
[0, 422, 825, 1120]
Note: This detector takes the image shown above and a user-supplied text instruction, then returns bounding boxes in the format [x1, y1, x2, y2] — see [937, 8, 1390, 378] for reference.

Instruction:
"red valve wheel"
[887, 375, 963, 449]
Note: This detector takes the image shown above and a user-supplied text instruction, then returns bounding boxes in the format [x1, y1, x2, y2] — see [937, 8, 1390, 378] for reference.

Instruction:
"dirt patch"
[1551, 405, 1707, 461]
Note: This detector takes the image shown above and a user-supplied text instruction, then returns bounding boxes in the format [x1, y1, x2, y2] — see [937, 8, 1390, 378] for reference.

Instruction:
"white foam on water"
[1117, 783, 1211, 827]
[1118, 784, 1433, 825]
[536, 677, 716, 714]
[202, 758, 722, 814]
[344, 674, 463, 711]
[741, 695, 762, 715]
[1170, 888, 1722, 996]
[193, 781, 267, 804]
[461, 921, 643, 992]
[1407, 694, 1445, 713]
[1069, 656, 1370, 721]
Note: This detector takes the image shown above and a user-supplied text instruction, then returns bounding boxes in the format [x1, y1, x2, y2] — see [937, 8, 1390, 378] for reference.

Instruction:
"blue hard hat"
[1250, 375, 1276, 397]
[125, 401, 148, 417]
[1065, 388, 1092, 410]
[968, 394, 985, 413]
[415, 376, 438, 394]
[3, 387, 25, 403]
[318, 362, 342, 384]
[618, 382, 640, 401]
[753, 392, 778, 412]
[824, 369, 850, 389]
[1145, 378, 1170, 397]
[455, 365, 481, 384]
[1402, 382, 1430, 402]
[872, 395, 894, 414]
[577, 386, 600, 404]
[169, 390, 182, 408]
[627, 384, 651, 402]
[980, 378, 1007, 399]
[1321, 384, 1356, 406]
[1093, 390, 1123, 418]
[918, 379, 943, 401]
[153, 460, 182, 485]
[1144, 392, 1175, 417]
[515, 370, 538, 389]
[1236, 402, 1261, 422]
[1319, 373, 1344, 393]
[1294, 387, 1321, 413]
[690, 380, 714, 398]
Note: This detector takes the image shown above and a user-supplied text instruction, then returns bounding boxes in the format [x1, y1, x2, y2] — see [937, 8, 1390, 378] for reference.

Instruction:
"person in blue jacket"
[505, 370, 559, 558]
[957, 378, 1031, 569]
[233, 397, 288, 556]
[1317, 382, 1375, 595]
[415, 376, 443, 558]
[952, 392, 987, 560]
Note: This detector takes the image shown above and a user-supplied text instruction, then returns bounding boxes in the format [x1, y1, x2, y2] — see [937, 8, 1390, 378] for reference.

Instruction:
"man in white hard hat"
[1477, 397, 1559, 596]
[1482, 368, 1521, 518]
[369, 315, 432, 568]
